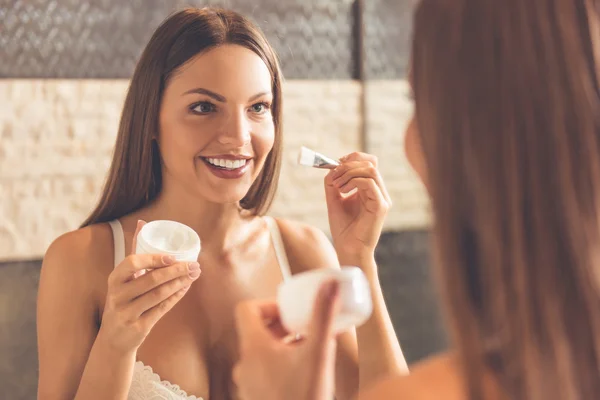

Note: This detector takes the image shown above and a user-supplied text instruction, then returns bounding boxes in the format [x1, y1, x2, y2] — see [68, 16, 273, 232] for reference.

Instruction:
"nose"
[217, 109, 251, 147]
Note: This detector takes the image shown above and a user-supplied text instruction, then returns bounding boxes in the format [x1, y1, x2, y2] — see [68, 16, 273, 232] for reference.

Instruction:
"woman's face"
[158, 44, 275, 204]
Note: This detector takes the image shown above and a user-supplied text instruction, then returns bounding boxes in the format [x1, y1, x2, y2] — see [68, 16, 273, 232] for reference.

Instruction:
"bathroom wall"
[0, 1, 447, 398]
[0, 80, 429, 260]
[1, 0, 429, 261]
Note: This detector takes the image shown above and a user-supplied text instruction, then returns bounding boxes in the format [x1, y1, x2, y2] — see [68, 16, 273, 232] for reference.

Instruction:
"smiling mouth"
[201, 157, 249, 171]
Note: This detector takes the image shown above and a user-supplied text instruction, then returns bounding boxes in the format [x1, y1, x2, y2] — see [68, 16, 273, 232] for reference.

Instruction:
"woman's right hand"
[233, 281, 340, 400]
[97, 220, 201, 354]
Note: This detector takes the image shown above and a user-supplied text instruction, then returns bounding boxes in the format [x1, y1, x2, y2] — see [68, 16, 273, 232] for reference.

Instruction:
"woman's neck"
[139, 188, 257, 253]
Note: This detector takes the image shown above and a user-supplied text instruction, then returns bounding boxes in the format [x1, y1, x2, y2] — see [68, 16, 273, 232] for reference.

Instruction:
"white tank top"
[107, 216, 292, 400]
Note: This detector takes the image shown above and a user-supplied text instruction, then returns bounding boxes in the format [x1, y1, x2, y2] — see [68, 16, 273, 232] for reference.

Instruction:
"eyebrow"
[248, 91, 272, 102]
[183, 88, 272, 103]
[184, 88, 226, 102]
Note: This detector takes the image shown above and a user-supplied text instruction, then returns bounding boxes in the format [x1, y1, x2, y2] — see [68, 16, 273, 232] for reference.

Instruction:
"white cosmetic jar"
[277, 266, 373, 336]
[136, 220, 201, 262]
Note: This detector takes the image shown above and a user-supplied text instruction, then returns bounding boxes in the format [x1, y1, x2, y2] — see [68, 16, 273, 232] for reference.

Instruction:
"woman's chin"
[191, 175, 256, 205]
[199, 190, 251, 206]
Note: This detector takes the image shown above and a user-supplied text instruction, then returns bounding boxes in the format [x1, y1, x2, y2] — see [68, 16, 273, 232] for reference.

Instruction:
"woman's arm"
[347, 255, 408, 384]
[37, 229, 136, 400]
[38, 222, 200, 400]
[277, 220, 407, 400]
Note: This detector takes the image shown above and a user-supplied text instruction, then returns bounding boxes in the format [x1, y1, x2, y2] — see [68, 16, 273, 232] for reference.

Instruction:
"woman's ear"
[404, 117, 429, 191]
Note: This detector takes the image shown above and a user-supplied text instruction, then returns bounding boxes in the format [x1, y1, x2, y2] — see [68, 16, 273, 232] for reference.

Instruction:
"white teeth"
[205, 158, 248, 170]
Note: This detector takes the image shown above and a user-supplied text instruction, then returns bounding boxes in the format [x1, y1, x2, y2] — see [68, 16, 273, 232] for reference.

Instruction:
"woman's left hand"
[325, 152, 392, 266]
[233, 281, 340, 400]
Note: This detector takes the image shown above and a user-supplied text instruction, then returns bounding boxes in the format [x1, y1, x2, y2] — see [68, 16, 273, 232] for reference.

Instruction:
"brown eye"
[250, 102, 270, 114]
[191, 102, 216, 114]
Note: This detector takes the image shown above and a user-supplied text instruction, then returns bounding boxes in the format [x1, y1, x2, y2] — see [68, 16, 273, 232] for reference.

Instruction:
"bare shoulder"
[359, 352, 466, 400]
[41, 223, 115, 293]
[37, 224, 118, 397]
[269, 217, 340, 274]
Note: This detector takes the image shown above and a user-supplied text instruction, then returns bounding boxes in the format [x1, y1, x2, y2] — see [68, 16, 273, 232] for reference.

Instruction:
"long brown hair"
[412, 0, 600, 399]
[81, 8, 283, 227]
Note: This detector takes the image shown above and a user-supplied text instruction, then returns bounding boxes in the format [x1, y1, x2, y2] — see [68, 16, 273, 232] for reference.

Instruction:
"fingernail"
[162, 255, 176, 264]
[188, 262, 201, 278]
[189, 270, 201, 279]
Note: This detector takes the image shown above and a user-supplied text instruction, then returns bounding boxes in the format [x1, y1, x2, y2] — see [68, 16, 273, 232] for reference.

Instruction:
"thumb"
[235, 300, 275, 353]
[130, 220, 148, 279]
[307, 280, 340, 360]
[131, 219, 147, 256]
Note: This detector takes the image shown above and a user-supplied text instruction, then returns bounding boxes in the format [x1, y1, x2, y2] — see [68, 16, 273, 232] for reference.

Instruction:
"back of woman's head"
[411, 0, 600, 399]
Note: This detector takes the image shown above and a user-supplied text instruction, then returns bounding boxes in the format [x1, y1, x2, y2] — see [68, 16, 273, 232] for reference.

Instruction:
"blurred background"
[0, 0, 447, 397]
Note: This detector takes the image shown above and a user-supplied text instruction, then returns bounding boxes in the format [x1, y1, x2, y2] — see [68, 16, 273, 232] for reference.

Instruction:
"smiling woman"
[36, 6, 406, 400]
[184, 86, 263, 179]
[80, 10, 283, 222]
[157, 43, 276, 205]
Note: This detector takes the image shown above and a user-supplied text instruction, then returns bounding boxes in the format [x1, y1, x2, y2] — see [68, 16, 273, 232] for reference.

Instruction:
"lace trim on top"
[132, 361, 204, 400]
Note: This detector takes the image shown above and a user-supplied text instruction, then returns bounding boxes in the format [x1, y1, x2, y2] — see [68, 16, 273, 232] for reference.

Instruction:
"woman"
[233, 0, 600, 399]
[36, 7, 407, 400]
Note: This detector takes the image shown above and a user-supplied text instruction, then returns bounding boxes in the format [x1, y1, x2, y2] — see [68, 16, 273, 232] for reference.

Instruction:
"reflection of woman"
[36, 7, 407, 400]
[233, 0, 600, 399]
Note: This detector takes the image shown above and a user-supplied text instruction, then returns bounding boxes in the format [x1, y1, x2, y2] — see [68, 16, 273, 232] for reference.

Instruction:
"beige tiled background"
[0, 79, 429, 261]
